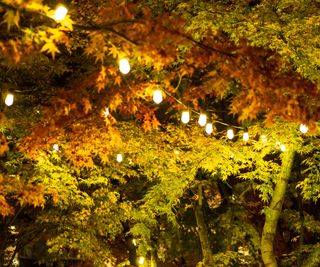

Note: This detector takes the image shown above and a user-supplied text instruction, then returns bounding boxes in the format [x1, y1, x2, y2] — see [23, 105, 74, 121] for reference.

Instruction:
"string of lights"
[2, 4, 310, 184]
[117, 58, 310, 163]
[1, 4, 313, 267]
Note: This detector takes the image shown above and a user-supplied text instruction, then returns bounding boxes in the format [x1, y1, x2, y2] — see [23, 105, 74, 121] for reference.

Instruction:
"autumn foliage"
[1, 0, 320, 266]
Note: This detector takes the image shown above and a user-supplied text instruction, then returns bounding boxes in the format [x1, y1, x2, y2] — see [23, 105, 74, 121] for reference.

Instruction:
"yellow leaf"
[40, 41, 60, 59]
[3, 10, 20, 31]
[82, 98, 92, 114]
[108, 44, 120, 59]
[114, 75, 122, 86]
[60, 16, 74, 31]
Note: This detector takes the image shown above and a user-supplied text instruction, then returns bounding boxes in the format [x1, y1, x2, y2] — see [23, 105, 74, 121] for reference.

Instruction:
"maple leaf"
[108, 44, 120, 59]
[60, 16, 74, 31]
[109, 94, 123, 111]
[96, 66, 109, 92]
[82, 98, 92, 114]
[168, 97, 176, 104]
[108, 66, 118, 76]
[41, 41, 60, 59]
[142, 120, 152, 132]
[3, 10, 20, 31]
[0, 196, 14, 217]
[114, 75, 122, 86]
[151, 116, 161, 129]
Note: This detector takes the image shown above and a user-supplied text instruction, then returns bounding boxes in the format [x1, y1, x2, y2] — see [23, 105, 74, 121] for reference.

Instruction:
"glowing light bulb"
[132, 239, 137, 246]
[205, 123, 213, 134]
[280, 144, 286, 152]
[227, 129, 234, 140]
[153, 90, 163, 104]
[300, 124, 308, 134]
[53, 144, 59, 152]
[53, 5, 68, 21]
[181, 111, 190, 124]
[243, 132, 249, 142]
[198, 114, 207, 127]
[275, 141, 281, 149]
[261, 135, 267, 142]
[116, 154, 123, 162]
[138, 257, 145, 265]
[5, 93, 14, 106]
[103, 107, 110, 117]
[119, 58, 130, 74]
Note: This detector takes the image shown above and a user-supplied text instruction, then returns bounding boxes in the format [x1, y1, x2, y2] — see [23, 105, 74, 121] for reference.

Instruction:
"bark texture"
[194, 184, 214, 266]
[261, 149, 295, 267]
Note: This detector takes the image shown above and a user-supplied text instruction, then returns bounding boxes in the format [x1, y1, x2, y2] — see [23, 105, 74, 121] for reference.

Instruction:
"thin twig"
[181, 33, 234, 57]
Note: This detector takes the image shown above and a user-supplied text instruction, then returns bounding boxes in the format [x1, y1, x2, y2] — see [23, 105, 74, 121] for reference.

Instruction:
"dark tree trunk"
[194, 184, 214, 266]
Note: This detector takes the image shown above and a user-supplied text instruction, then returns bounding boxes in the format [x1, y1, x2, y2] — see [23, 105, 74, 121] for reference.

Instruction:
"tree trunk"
[150, 249, 157, 267]
[194, 184, 214, 266]
[126, 237, 137, 266]
[261, 149, 295, 267]
[297, 197, 304, 267]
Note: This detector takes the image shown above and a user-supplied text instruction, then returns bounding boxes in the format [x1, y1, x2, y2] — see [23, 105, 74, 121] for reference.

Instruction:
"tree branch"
[0, 1, 139, 46]
[163, 25, 234, 57]
[74, 24, 138, 46]
[0, 1, 16, 11]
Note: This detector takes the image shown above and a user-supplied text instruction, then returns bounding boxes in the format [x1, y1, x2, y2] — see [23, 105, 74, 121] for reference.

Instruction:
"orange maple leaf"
[114, 75, 122, 86]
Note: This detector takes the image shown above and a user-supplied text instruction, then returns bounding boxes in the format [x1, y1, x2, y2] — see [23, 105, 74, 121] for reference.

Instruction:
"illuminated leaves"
[0, 195, 14, 217]
[40, 41, 60, 59]
[0, 174, 45, 217]
[96, 65, 108, 92]
[85, 32, 107, 62]
[141, 110, 161, 132]
[3, 10, 20, 30]
[82, 98, 92, 114]
[19, 184, 44, 208]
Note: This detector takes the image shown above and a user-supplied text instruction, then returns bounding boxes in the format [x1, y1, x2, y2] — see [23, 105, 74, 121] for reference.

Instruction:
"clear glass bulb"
[119, 58, 130, 74]
[243, 132, 249, 142]
[181, 111, 190, 124]
[153, 90, 163, 104]
[299, 124, 308, 134]
[103, 107, 110, 117]
[205, 123, 213, 134]
[227, 129, 234, 139]
[280, 144, 286, 152]
[116, 154, 123, 162]
[138, 256, 145, 265]
[5, 93, 14, 106]
[53, 5, 68, 21]
[198, 114, 207, 127]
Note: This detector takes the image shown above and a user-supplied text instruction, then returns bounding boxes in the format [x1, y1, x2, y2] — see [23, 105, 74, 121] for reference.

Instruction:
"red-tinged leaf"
[151, 116, 160, 129]
[168, 97, 176, 104]
[82, 98, 92, 114]
[114, 76, 122, 86]
[142, 120, 152, 132]
[0, 196, 14, 217]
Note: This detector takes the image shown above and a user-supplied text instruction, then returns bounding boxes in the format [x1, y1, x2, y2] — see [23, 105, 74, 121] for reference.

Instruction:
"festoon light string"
[16, 5, 308, 162]
[113, 58, 310, 162]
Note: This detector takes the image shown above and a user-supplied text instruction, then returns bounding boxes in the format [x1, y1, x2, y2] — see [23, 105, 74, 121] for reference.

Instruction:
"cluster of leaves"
[1, 0, 320, 266]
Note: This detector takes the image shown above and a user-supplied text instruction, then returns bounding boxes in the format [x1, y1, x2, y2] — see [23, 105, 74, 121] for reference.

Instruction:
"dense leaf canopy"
[0, 0, 320, 266]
